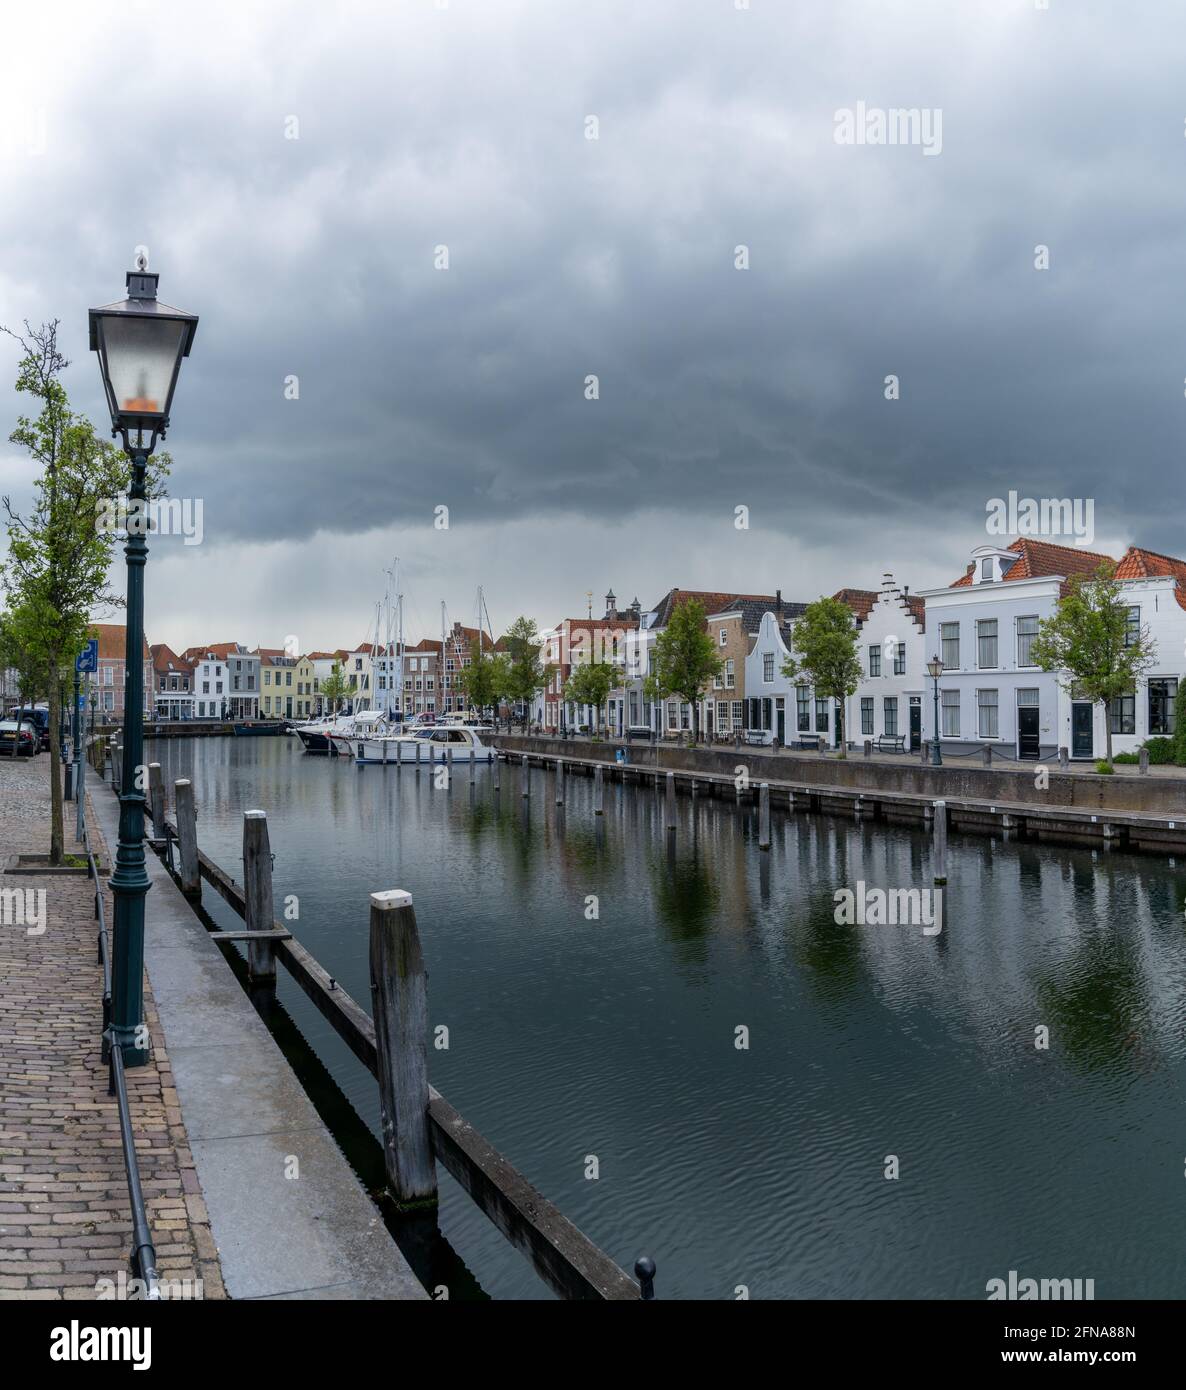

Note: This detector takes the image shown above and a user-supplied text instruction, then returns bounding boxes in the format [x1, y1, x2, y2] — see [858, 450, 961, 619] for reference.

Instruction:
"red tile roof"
[1115, 545, 1186, 610]
[832, 588, 926, 628]
[151, 643, 192, 675]
[90, 623, 149, 661]
[950, 538, 1115, 596]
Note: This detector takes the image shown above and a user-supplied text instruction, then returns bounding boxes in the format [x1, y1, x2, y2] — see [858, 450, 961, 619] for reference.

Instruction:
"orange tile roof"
[832, 588, 926, 628]
[1115, 545, 1186, 610]
[950, 538, 1115, 596]
[90, 623, 149, 661]
[150, 643, 192, 674]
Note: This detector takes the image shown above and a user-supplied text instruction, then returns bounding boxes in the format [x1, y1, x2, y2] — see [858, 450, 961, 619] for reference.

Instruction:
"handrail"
[82, 774, 161, 1298]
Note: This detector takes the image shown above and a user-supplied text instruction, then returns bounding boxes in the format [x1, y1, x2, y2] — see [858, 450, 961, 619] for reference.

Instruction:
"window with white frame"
[869, 645, 881, 677]
[893, 642, 906, 676]
[883, 698, 898, 736]
[725, 658, 735, 689]
[719, 628, 728, 647]
[1124, 607, 1140, 648]
[763, 653, 774, 682]
[860, 698, 874, 735]
[977, 619, 998, 669]
[796, 686, 810, 732]
[1016, 615, 1039, 667]
[940, 623, 959, 669]
[941, 689, 959, 737]
[977, 688, 999, 738]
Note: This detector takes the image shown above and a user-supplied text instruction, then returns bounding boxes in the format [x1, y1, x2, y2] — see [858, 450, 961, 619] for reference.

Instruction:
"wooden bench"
[874, 734, 906, 754]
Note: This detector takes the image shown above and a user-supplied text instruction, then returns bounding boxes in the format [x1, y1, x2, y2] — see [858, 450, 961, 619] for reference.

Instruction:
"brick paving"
[0, 755, 225, 1300]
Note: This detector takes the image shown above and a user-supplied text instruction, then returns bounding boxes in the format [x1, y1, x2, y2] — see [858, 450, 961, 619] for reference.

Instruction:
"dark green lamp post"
[89, 254, 197, 1066]
[927, 654, 944, 767]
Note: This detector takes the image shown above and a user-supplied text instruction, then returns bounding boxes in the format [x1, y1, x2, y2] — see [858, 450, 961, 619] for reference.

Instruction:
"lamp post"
[89, 254, 198, 1066]
[927, 654, 943, 767]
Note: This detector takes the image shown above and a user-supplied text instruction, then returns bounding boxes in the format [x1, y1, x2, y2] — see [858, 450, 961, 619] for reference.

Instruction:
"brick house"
[150, 643, 195, 720]
[90, 623, 152, 722]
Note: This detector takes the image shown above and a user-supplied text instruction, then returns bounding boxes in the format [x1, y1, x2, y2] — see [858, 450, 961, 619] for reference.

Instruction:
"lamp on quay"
[926, 654, 944, 768]
[89, 252, 198, 1066]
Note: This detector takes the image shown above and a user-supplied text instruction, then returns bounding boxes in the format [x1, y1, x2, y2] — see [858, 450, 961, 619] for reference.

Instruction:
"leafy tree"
[564, 659, 616, 739]
[643, 597, 721, 745]
[502, 617, 554, 730]
[1, 321, 169, 862]
[457, 648, 510, 721]
[1174, 682, 1186, 767]
[781, 596, 861, 758]
[320, 662, 350, 716]
[1028, 563, 1155, 765]
[0, 601, 51, 759]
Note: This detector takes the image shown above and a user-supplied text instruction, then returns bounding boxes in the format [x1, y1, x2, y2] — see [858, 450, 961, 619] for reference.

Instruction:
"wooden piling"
[174, 779, 201, 900]
[759, 783, 770, 850]
[594, 764, 604, 815]
[147, 762, 165, 837]
[1139, 748, 1149, 775]
[933, 799, 948, 885]
[369, 889, 436, 1207]
[243, 811, 277, 985]
[556, 759, 565, 805]
[665, 770, 676, 829]
[521, 753, 530, 797]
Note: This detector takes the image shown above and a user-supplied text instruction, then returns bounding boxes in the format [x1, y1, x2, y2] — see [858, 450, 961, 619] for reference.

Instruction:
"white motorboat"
[300, 708, 387, 756]
[349, 723, 495, 765]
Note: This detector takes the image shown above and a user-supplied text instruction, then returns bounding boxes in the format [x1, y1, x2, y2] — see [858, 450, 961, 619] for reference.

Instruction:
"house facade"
[841, 577, 927, 751]
[257, 649, 299, 718]
[918, 540, 1114, 760]
[92, 624, 152, 721]
[150, 644, 195, 720]
[1097, 546, 1185, 759]
[182, 643, 258, 720]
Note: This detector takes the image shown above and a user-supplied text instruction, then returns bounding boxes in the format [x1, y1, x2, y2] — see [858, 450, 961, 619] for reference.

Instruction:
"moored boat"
[349, 723, 495, 764]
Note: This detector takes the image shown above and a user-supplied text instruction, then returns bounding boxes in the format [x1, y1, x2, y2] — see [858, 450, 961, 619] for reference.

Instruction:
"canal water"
[149, 736, 1186, 1300]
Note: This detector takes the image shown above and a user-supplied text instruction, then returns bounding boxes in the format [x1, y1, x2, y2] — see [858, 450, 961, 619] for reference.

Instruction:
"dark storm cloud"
[2, 0, 1184, 577]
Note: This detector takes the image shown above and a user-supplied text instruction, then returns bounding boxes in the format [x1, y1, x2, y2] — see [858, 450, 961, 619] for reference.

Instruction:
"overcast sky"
[0, 0, 1181, 652]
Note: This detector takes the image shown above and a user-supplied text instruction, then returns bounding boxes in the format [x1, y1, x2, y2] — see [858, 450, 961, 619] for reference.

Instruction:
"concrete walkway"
[88, 769, 426, 1300]
[0, 757, 224, 1300]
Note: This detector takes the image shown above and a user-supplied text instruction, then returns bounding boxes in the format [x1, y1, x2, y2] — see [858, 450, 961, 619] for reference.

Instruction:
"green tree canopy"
[457, 647, 510, 718]
[1, 321, 169, 861]
[564, 659, 616, 738]
[781, 596, 861, 757]
[502, 616, 554, 727]
[320, 662, 350, 715]
[1028, 563, 1155, 763]
[643, 597, 721, 744]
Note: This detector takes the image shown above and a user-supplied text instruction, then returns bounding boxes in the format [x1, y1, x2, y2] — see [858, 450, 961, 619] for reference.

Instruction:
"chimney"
[776, 588, 782, 614]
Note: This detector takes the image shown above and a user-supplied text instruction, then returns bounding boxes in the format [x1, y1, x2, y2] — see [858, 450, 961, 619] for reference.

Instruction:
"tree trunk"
[1103, 702, 1112, 764]
[47, 664, 63, 863]
[836, 698, 847, 759]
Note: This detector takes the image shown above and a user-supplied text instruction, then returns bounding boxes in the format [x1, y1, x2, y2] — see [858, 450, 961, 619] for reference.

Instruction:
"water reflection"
[148, 736, 1186, 1300]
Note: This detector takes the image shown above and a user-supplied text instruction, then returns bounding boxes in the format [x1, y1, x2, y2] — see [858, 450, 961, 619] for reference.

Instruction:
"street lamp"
[89, 254, 197, 1067]
[926, 654, 944, 767]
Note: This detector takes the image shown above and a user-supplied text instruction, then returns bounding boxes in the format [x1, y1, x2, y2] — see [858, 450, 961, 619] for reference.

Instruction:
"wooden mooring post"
[665, 770, 676, 829]
[758, 782, 771, 850]
[243, 811, 278, 985]
[521, 753, 530, 797]
[369, 889, 437, 1208]
[594, 764, 604, 815]
[147, 762, 165, 838]
[933, 799, 948, 886]
[556, 759, 565, 805]
[174, 779, 200, 900]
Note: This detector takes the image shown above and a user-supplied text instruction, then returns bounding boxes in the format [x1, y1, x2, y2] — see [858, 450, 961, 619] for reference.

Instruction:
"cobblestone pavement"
[0, 755, 225, 1300]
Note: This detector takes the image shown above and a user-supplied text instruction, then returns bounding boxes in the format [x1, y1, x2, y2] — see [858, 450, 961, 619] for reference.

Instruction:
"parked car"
[7, 705, 50, 750]
[0, 719, 40, 757]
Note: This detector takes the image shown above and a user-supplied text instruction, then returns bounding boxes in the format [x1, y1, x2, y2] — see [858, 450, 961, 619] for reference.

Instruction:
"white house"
[1097, 546, 1184, 759]
[841, 575, 927, 751]
[918, 540, 1114, 761]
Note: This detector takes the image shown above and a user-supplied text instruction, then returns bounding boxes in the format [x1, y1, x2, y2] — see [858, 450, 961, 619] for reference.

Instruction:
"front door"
[909, 700, 921, 751]
[1071, 703, 1094, 759]
[1018, 706, 1040, 760]
[776, 700, 785, 744]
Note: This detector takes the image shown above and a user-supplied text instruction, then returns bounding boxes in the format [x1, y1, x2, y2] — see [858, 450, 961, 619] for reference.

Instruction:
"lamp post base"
[930, 740, 943, 767]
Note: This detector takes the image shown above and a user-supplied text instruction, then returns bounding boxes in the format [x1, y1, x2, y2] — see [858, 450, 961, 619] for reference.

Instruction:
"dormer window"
[980, 558, 994, 582]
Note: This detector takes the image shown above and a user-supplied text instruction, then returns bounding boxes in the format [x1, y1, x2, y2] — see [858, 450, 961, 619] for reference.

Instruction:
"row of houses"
[535, 537, 1186, 762]
[74, 621, 496, 724]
